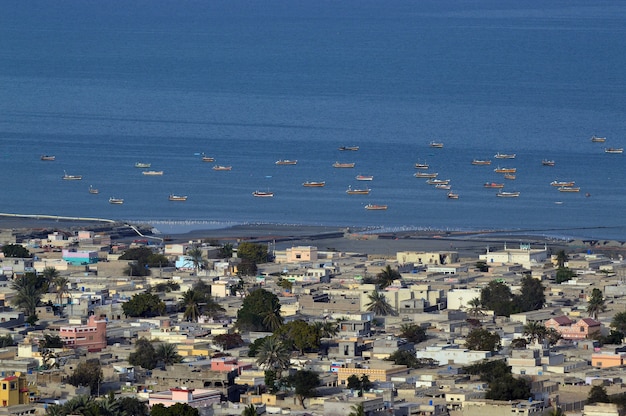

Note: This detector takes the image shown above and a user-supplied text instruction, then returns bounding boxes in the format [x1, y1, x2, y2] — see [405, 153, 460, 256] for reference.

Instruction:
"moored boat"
[338, 146, 359, 151]
[494, 152, 516, 159]
[426, 178, 450, 185]
[471, 159, 491, 165]
[355, 174, 373, 181]
[62, 171, 82, 180]
[542, 159, 555, 166]
[429, 141, 443, 148]
[605, 147, 624, 154]
[142, 170, 164, 176]
[88, 185, 99, 194]
[484, 182, 504, 188]
[494, 166, 516, 173]
[275, 159, 298, 165]
[333, 161, 355, 168]
[212, 165, 232, 171]
[551, 180, 575, 187]
[435, 184, 451, 190]
[590, 135, 606, 143]
[346, 186, 371, 195]
[558, 186, 580, 192]
[108, 197, 124, 204]
[169, 194, 188, 201]
[447, 191, 459, 199]
[303, 181, 326, 187]
[414, 172, 438, 178]
[134, 162, 151, 168]
[496, 191, 520, 198]
[202, 156, 215, 162]
[504, 174, 516, 180]
[364, 204, 387, 210]
[40, 155, 55, 161]
[253, 191, 274, 197]
[414, 162, 429, 169]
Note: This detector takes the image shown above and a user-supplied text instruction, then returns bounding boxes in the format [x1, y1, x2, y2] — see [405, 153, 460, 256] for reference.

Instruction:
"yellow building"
[0, 372, 29, 407]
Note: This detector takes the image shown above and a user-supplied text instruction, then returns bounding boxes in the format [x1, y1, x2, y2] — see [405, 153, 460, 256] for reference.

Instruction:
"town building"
[58, 315, 107, 352]
[0, 372, 29, 408]
[544, 316, 601, 341]
[148, 387, 221, 409]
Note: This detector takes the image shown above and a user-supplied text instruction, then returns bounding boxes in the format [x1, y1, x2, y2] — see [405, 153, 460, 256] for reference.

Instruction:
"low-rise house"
[323, 396, 385, 416]
[148, 387, 221, 409]
[545, 316, 601, 341]
[0, 372, 29, 407]
[417, 344, 492, 366]
[479, 243, 549, 269]
[591, 351, 626, 368]
[58, 314, 107, 352]
[62, 249, 98, 265]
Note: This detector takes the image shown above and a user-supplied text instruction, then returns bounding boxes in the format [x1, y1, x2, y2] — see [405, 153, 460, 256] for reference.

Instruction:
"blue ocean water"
[1, 0, 625, 240]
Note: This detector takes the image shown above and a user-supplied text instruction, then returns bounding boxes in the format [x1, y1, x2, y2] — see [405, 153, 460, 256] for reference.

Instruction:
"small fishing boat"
[40, 155, 56, 161]
[471, 159, 491, 165]
[504, 174, 516, 180]
[333, 162, 356, 168]
[558, 186, 580, 192]
[551, 180, 575, 187]
[429, 141, 443, 148]
[414, 172, 438, 178]
[542, 159, 555, 166]
[364, 204, 387, 210]
[168, 194, 188, 201]
[202, 155, 215, 162]
[134, 162, 151, 168]
[212, 165, 232, 171]
[484, 182, 504, 189]
[355, 174, 373, 181]
[435, 184, 451, 190]
[108, 197, 124, 204]
[275, 159, 298, 165]
[303, 181, 326, 187]
[496, 191, 520, 198]
[338, 146, 359, 151]
[605, 147, 624, 154]
[142, 170, 164, 176]
[494, 152, 516, 159]
[62, 171, 82, 180]
[590, 135, 606, 143]
[346, 186, 371, 195]
[414, 162, 429, 169]
[426, 178, 450, 185]
[253, 191, 274, 197]
[494, 166, 517, 173]
[447, 191, 459, 199]
[88, 186, 99, 194]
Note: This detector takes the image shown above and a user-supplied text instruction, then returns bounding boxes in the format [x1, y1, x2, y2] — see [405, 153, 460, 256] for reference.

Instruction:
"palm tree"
[242, 404, 257, 416]
[180, 289, 202, 322]
[555, 250, 568, 268]
[547, 407, 566, 416]
[155, 343, 182, 366]
[186, 246, 206, 275]
[52, 275, 70, 316]
[256, 336, 291, 379]
[262, 303, 284, 332]
[10, 274, 47, 323]
[42, 266, 60, 282]
[365, 290, 397, 316]
[611, 311, 626, 333]
[467, 297, 486, 320]
[587, 288, 607, 320]
[523, 321, 547, 345]
[376, 265, 401, 289]
[348, 403, 365, 416]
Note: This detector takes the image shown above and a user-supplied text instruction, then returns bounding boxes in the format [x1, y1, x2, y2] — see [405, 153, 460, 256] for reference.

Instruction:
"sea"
[1, 0, 625, 240]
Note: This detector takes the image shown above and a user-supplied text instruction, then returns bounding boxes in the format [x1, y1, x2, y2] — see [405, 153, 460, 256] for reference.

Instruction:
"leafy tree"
[256, 336, 291, 379]
[346, 374, 373, 396]
[600, 330, 624, 345]
[248, 336, 270, 357]
[146, 253, 171, 268]
[386, 350, 437, 369]
[277, 278, 293, 292]
[264, 370, 278, 393]
[237, 258, 258, 276]
[0, 334, 14, 348]
[219, 243, 234, 259]
[611, 311, 626, 333]
[517, 275, 545, 312]
[587, 385, 610, 404]
[155, 343, 182, 367]
[376, 265, 401, 289]
[186, 247, 206, 275]
[237, 242, 269, 263]
[510, 338, 528, 349]
[51, 274, 70, 316]
[236, 288, 283, 332]
[480, 280, 515, 317]
[465, 328, 501, 352]
[242, 404, 257, 416]
[467, 297, 486, 320]
[587, 288, 607, 320]
[66, 359, 103, 395]
[128, 337, 158, 370]
[556, 267, 575, 284]
[10, 272, 49, 324]
[117, 396, 150, 416]
[546, 407, 566, 416]
[277, 320, 319, 354]
[485, 374, 531, 401]
[475, 261, 489, 272]
[2, 244, 31, 258]
[464, 360, 512, 383]
[39, 334, 64, 349]
[555, 250, 568, 268]
[399, 323, 427, 343]
[213, 333, 244, 350]
[120, 246, 157, 277]
[151, 403, 199, 416]
[348, 403, 365, 416]
[365, 290, 397, 316]
[287, 369, 320, 409]
[150, 281, 180, 293]
[523, 321, 547, 345]
[545, 327, 562, 347]
[122, 293, 165, 317]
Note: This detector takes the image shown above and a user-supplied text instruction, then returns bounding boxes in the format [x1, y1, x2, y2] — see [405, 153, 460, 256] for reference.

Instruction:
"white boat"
[558, 186, 580, 192]
[253, 191, 274, 197]
[551, 180, 575, 187]
[426, 178, 450, 185]
[338, 146, 359, 151]
[447, 192, 459, 199]
[590, 135, 606, 143]
[201, 155, 215, 162]
[142, 170, 164, 176]
[542, 159, 555, 166]
[356, 174, 373, 181]
[414, 172, 438, 178]
[134, 162, 151, 168]
[213, 165, 232, 171]
[333, 162, 356, 168]
[346, 186, 371, 195]
[414, 162, 429, 169]
[494, 153, 516, 159]
[429, 141, 443, 148]
[435, 184, 451, 190]
[494, 166, 516, 173]
[471, 159, 491, 165]
[303, 181, 326, 187]
[364, 204, 387, 210]
[496, 191, 520, 198]
[62, 171, 82, 180]
[169, 194, 188, 201]
[88, 185, 99, 194]
[109, 197, 124, 204]
[605, 148, 623, 154]
[40, 155, 56, 161]
[275, 159, 297, 165]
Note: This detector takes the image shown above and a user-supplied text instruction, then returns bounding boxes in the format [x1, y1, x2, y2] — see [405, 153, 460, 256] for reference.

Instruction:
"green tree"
[236, 288, 283, 332]
[66, 359, 103, 395]
[611, 311, 626, 333]
[485, 374, 531, 401]
[555, 250, 568, 268]
[510, 338, 528, 349]
[128, 337, 157, 370]
[237, 258, 258, 276]
[376, 265, 401, 289]
[213, 333, 244, 350]
[546, 407, 566, 416]
[256, 336, 291, 379]
[545, 327, 562, 347]
[1, 244, 31, 258]
[242, 404, 257, 416]
[146, 253, 171, 268]
[346, 375, 373, 397]
[475, 261, 489, 272]
[277, 320, 319, 354]
[155, 343, 182, 367]
[556, 267, 575, 284]
[122, 293, 165, 317]
[481, 280, 515, 316]
[464, 360, 512, 383]
[219, 243, 234, 259]
[365, 290, 397, 316]
[237, 242, 269, 263]
[119, 246, 155, 277]
[348, 403, 365, 416]
[264, 370, 278, 393]
[465, 328, 501, 352]
[467, 297, 486, 320]
[118, 396, 149, 416]
[587, 288, 607, 320]
[517, 275, 545, 312]
[0, 334, 14, 348]
[288, 369, 320, 409]
[10, 272, 49, 324]
[523, 321, 547, 345]
[150, 281, 180, 293]
[399, 323, 427, 344]
[386, 350, 437, 369]
[186, 247, 206, 275]
[587, 385, 610, 404]
[151, 403, 199, 416]
[39, 334, 64, 349]
[248, 336, 270, 357]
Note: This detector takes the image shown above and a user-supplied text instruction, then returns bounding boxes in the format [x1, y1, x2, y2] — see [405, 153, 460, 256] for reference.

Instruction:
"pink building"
[58, 315, 107, 352]
[149, 387, 221, 408]
[545, 316, 601, 341]
[210, 357, 252, 375]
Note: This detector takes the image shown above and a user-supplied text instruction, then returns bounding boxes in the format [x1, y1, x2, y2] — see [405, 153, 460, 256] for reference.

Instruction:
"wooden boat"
[202, 156, 215, 162]
[414, 172, 438, 178]
[303, 181, 326, 187]
[108, 197, 124, 204]
[435, 184, 451, 190]
[346, 186, 371, 195]
[134, 162, 151, 168]
[484, 182, 504, 189]
[471, 159, 491, 165]
[605, 147, 624, 154]
[496, 191, 520, 198]
[590, 135, 606, 143]
[338, 146, 359, 151]
[333, 162, 355, 168]
[253, 191, 274, 198]
[551, 180, 575, 187]
[494, 166, 516, 173]
[275, 159, 297, 165]
[429, 141, 443, 148]
[504, 174, 516, 180]
[168, 194, 188, 201]
[364, 204, 387, 210]
[558, 186, 580, 193]
[142, 170, 164, 176]
[62, 171, 82, 180]
[40, 155, 55, 161]
[356, 174, 373, 181]
[88, 186, 99, 194]
[494, 153, 516, 159]
[426, 178, 450, 185]
[212, 165, 232, 171]
[447, 191, 459, 199]
[414, 163, 429, 169]
[542, 159, 555, 166]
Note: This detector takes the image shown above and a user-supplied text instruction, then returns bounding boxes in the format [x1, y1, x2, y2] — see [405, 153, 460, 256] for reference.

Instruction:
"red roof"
[551, 316, 573, 325]
[578, 318, 600, 326]
[1, 375, 17, 381]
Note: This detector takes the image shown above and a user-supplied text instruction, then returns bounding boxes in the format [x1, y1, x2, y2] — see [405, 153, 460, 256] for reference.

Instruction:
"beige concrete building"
[479, 243, 549, 269]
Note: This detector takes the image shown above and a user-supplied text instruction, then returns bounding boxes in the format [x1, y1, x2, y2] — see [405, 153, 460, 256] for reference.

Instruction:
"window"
[2, 383, 6, 390]
[10, 382, 16, 390]
[580, 327, 585, 332]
